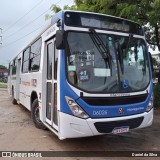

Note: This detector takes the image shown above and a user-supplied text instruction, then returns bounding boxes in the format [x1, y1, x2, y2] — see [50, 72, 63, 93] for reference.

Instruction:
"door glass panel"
[54, 45, 58, 80]
[46, 82, 52, 120]
[46, 40, 58, 127]
[47, 43, 53, 80]
[53, 83, 58, 125]
[46, 42, 53, 121]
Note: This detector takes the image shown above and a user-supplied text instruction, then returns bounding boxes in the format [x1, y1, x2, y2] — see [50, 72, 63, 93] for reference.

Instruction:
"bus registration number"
[112, 126, 129, 134]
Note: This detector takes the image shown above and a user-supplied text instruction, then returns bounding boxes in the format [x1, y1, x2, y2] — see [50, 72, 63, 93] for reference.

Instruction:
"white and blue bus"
[8, 10, 153, 139]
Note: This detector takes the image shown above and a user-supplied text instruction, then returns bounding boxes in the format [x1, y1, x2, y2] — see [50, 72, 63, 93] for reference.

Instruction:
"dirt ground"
[0, 89, 160, 160]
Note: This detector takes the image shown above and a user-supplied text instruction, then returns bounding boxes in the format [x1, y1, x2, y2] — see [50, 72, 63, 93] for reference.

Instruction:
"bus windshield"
[66, 31, 150, 93]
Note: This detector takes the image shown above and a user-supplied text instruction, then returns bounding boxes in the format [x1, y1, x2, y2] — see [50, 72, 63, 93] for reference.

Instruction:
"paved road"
[0, 90, 160, 160]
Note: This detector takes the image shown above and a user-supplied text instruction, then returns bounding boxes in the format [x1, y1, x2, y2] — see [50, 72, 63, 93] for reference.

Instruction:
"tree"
[152, 56, 160, 108]
[45, 4, 61, 20]
[50, 0, 160, 51]
[0, 65, 6, 69]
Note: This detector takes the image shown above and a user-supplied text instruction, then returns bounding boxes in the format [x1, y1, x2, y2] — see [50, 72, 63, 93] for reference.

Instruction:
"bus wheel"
[31, 98, 46, 130]
[12, 88, 17, 105]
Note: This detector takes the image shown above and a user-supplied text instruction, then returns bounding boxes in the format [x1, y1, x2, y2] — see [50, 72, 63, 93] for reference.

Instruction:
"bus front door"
[45, 38, 58, 130]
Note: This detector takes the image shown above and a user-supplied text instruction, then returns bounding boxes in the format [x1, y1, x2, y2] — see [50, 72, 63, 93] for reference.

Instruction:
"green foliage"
[63, 4, 77, 10]
[50, 4, 61, 13]
[154, 84, 160, 108]
[152, 56, 160, 80]
[152, 57, 160, 68]
[45, 4, 61, 20]
[0, 65, 6, 69]
[152, 56, 160, 108]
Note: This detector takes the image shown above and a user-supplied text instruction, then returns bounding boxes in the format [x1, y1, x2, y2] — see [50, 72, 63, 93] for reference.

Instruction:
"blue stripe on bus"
[76, 94, 150, 118]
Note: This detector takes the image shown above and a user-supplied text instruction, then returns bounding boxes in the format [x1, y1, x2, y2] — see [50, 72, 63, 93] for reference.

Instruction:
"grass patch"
[0, 83, 7, 88]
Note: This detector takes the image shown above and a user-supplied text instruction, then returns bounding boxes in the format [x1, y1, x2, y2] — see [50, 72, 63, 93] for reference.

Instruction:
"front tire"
[31, 99, 46, 130]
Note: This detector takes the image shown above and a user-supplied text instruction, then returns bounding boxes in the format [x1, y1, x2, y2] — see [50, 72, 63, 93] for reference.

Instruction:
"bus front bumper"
[58, 108, 153, 140]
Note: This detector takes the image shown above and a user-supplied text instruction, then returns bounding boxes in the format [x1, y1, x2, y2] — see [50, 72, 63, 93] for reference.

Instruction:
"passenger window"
[22, 48, 30, 73]
[30, 38, 41, 71]
[12, 59, 17, 75]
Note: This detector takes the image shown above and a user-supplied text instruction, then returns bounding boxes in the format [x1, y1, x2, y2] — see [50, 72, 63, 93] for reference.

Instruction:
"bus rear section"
[8, 54, 21, 105]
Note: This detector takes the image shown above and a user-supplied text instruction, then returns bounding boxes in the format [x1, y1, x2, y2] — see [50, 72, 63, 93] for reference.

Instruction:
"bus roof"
[51, 10, 142, 29]
[51, 10, 143, 36]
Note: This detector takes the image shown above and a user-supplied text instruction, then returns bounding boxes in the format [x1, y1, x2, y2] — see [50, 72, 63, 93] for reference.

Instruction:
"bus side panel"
[19, 72, 42, 111]
[19, 73, 31, 110]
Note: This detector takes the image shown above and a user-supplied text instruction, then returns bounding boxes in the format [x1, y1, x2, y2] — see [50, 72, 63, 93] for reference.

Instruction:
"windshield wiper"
[116, 40, 124, 74]
[125, 34, 133, 58]
[89, 28, 112, 69]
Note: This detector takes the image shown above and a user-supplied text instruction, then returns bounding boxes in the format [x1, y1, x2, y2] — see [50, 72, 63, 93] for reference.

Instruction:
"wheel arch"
[30, 91, 38, 107]
[31, 92, 46, 130]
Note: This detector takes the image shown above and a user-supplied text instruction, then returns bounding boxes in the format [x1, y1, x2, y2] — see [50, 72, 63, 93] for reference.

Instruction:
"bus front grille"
[81, 94, 148, 106]
[94, 117, 144, 133]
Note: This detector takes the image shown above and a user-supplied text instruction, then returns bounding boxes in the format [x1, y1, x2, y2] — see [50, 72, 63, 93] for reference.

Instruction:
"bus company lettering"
[12, 77, 16, 80]
[127, 107, 144, 112]
[93, 110, 108, 116]
[47, 26, 56, 36]
[110, 93, 130, 97]
[22, 81, 30, 86]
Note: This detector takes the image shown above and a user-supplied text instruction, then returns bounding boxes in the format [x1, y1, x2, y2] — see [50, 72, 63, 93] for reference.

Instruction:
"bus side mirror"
[56, 30, 65, 49]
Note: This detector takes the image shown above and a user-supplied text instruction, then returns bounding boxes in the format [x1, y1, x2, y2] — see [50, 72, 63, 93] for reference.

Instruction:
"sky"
[0, 0, 73, 67]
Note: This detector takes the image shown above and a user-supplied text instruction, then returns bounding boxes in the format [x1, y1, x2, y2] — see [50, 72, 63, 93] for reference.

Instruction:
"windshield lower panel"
[66, 31, 150, 93]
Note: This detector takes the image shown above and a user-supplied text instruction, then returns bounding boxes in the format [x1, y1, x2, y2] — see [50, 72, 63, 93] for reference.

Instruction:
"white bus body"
[8, 10, 154, 140]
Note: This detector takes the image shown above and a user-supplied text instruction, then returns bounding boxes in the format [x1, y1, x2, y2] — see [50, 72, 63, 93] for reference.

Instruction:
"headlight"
[65, 96, 89, 119]
[146, 94, 154, 112]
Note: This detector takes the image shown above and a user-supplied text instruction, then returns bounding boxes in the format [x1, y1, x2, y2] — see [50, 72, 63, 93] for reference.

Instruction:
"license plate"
[112, 126, 129, 134]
